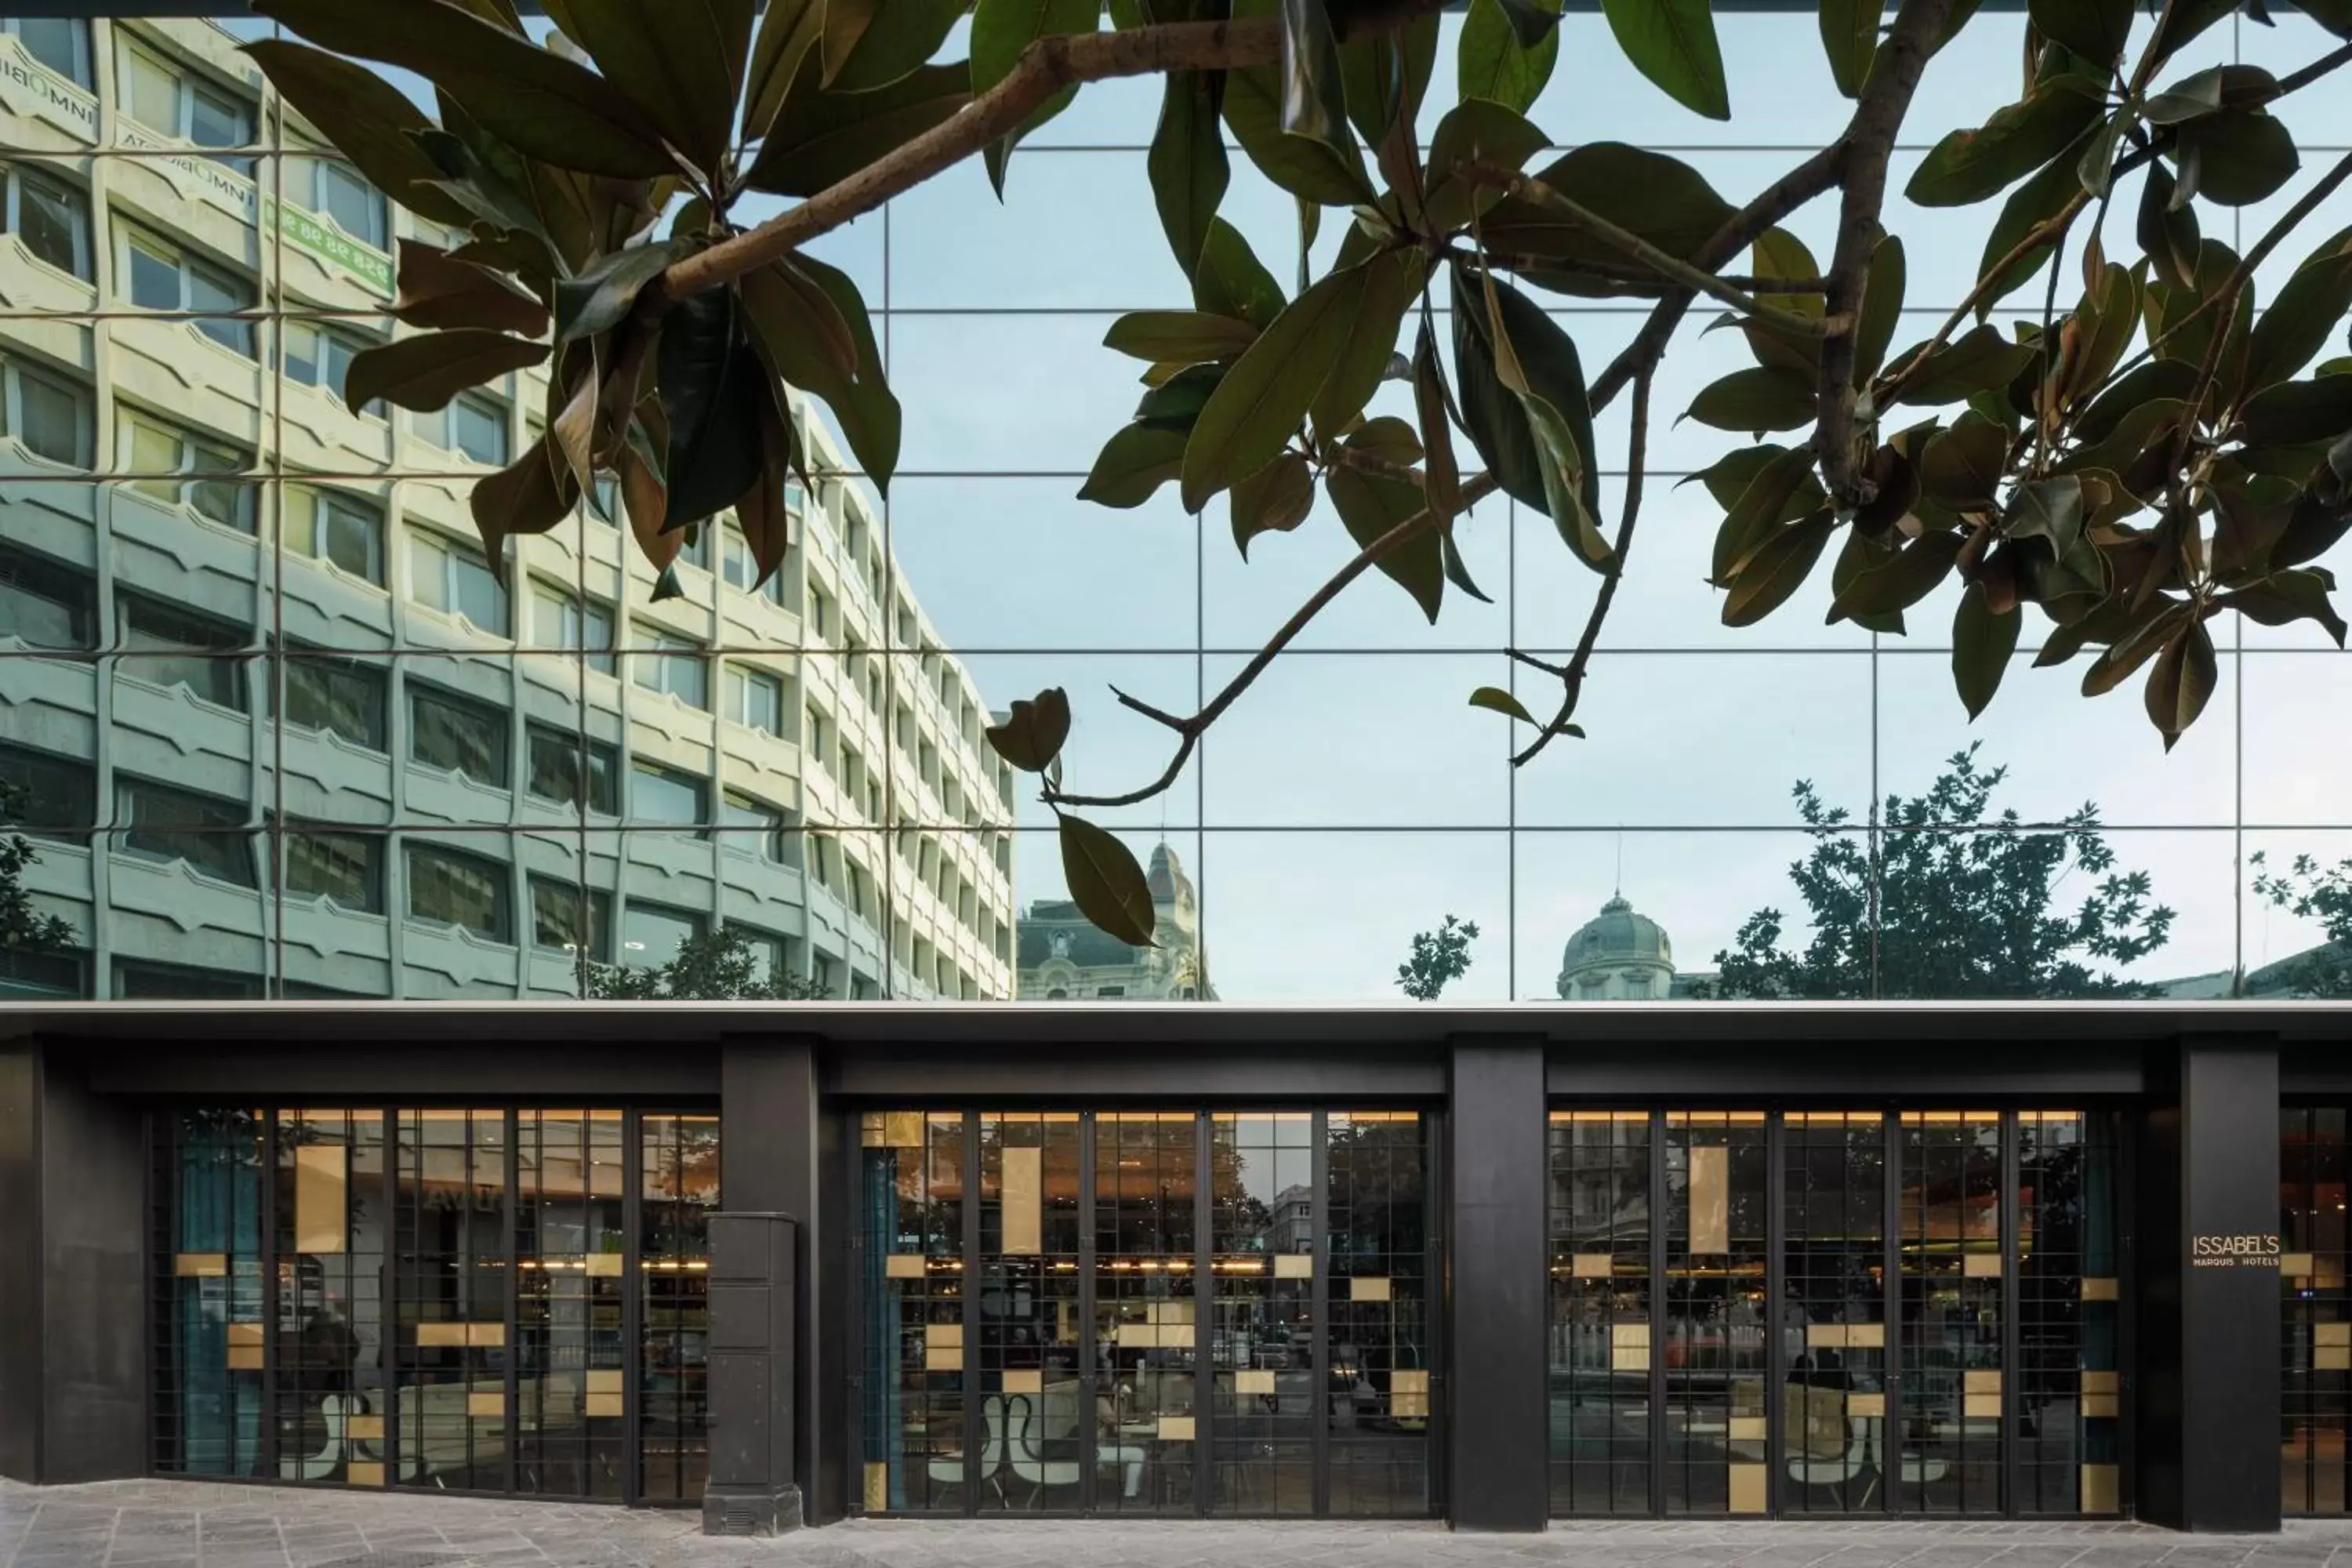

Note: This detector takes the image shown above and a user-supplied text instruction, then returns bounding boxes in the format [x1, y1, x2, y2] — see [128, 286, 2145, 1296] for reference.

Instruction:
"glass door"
[1899, 1111, 2004, 1514]
[1547, 1112, 1652, 1515]
[1663, 1112, 1768, 1514]
[1323, 1112, 1430, 1515]
[1208, 1112, 1316, 1515]
[1092, 1112, 1200, 1515]
[1780, 1112, 1890, 1515]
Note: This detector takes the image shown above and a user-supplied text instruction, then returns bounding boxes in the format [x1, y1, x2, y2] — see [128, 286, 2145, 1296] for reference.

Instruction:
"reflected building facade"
[0, 14, 1018, 1004]
[1015, 841, 1211, 1000]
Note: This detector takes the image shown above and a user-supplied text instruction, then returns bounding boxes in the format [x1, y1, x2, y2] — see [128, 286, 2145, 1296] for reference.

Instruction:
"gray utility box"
[699, 1211, 800, 1535]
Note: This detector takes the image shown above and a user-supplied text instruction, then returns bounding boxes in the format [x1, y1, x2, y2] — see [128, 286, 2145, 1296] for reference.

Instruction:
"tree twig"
[1815, 0, 1961, 506]
[1456, 165, 1835, 331]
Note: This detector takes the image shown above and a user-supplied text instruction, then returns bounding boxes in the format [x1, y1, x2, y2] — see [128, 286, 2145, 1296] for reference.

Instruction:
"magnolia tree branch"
[1813, 0, 1960, 506]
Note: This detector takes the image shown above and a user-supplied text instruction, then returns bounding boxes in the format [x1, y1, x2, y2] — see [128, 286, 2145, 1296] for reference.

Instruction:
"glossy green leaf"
[1705, 445, 1820, 583]
[251, 0, 673, 178]
[1105, 310, 1262, 365]
[1893, 324, 2040, 405]
[345, 328, 547, 414]
[2242, 232, 2352, 395]
[657, 289, 768, 528]
[1224, 42, 1375, 205]
[2220, 568, 2350, 646]
[2143, 618, 2217, 750]
[242, 41, 475, 229]
[1336, 6, 1435, 149]
[2143, 64, 2278, 125]
[1828, 528, 1963, 622]
[1150, 71, 1229, 276]
[1817, 0, 1876, 97]
[1599, 0, 1728, 119]
[1951, 580, 2021, 719]
[1178, 263, 1367, 511]
[1308, 250, 1423, 436]
[1468, 686, 1537, 722]
[2239, 376, 2352, 445]
[1230, 452, 1316, 556]
[1422, 99, 1548, 233]
[975, 0, 1100, 194]
[539, 0, 752, 174]
[2005, 475, 2087, 556]
[985, 687, 1072, 771]
[1686, 366, 1816, 433]
[469, 430, 579, 569]
[1906, 81, 2103, 207]
[1328, 437, 1446, 622]
[1189, 222, 1287, 330]
[1917, 412, 2009, 505]
[744, 0, 822, 138]
[2137, 160, 2204, 291]
[1477, 143, 1733, 289]
[394, 238, 550, 336]
[1458, 0, 1558, 114]
[739, 254, 902, 492]
[1079, 423, 1188, 507]
[553, 241, 680, 345]
[1964, 151, 2081, 316]
[1279, 0, 1352, 154]
[1450, 266, 1602, 532]
[1135, 363, 1225, 430]
[2030, 0, 2132, 64]
[1059, 815, 1158, 947]
[1721, 510, 1835, 626]
[745, 61, 971, 197]
[1853, 234, 1907, 385]
[825, 0, 963, 90]
[2175, 110, 2299, 206]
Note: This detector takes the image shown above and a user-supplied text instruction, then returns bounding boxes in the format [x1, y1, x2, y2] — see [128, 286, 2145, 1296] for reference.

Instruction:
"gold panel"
[1004, 1369, 1043, 1394]
[586, 1394, 624, 1417]
[884, 1112, 924, 1149]
[227, 1323, 263, 1348]
[2081, 1276, 2119, 1301]
[1392, 1369, 1430, 1419]
[1806, 1323, 1849, 1348]
[929, 1322, 964, 1348]
[467, 1393, 504, 1417]
[1963, 1393, 2001, 1418]
[295, 1144, 347, 1255]
[1237, 1370, 1276, 1396]
[1690, 1145, 1729, 1255]
[2082, 1463, 2119, 1514]
[2284, 1253, 2315, 1278]
[1846, 1323, 1884, 1348]
[1729, 1416, 1768, 1441]
[1729, 1462, 1766, 1514]
[866, 1461, 890, 1512]
[345, 1414, 384, 1440]
[1350, 1276, 1392, 1302]
[1571, 1254, 1615, 1279]
[926, 1345, 964, 1372]
[1275, 1254, 1313, 1279]
[2082, 1370, 2120, 1396]
[1116, 1323, 1160, 1348]
[1965, 1370, 2002, 1394]
[227, 1347, 263, 1371]
[1963, 1253, 2002, 1278]
[585, 1252, 624, 1277]
[346, 1462, 385, 1487]
[2317, 1345, 2350, 1371]
[2318, 1323, 2350, 1348]
[862, 1116, 885, 1149]
[467, 1323, 506, 1347]
[2083, 1393, 2120, 1418]
[415, 1323, 467, 1347]
[1003, 1145, 1043, 1255]
[586, 1370, 624, 1394]
[174, 1253, 227, 1277]
[1612, 1348, 1650, 1372]
[1612, 1323, 1650, 1348]
[1157, 1415, 1194, 1441]
[1156, 1322, 1196, 1348]
[885, 1254, 928, 1279]
[1847, 1392, 1886, 1417]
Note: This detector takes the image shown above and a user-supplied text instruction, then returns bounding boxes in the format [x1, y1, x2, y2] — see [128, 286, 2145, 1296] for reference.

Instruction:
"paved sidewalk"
[11, 1482, 2352, 1568]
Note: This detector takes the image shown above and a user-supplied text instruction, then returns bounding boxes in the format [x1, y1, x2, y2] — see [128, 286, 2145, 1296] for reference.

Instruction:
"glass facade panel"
[1323, 1112, 1429, 1515]
[1900, 1112, 2003, 1515]
[2285, 1108, 2352, 1515]
[1782, 1112, 1888, 1516]
[1548, 1112, 1651, 1515]
[1209, 1112, 1315, 1515]
[974, 1112, 1082, 1512]
[859, 1110, 967, 1513]
[1664, 1112, 1767, 1515]
[1093, 1112, 1199, 1515]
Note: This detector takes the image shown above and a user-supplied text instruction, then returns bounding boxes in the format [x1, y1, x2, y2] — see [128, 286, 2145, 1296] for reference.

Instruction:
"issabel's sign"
[2190, 1232, 2282, 1268]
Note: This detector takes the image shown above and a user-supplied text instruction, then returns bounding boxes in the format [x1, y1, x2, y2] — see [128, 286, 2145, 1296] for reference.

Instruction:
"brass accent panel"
[1847, 1392, 1886, 1417]
[1729, 1416, 1768, 1441]
[1572, 1253, 1614, 1279]
[2284, 1253, 2315, 1278]
[227, 1347, 263, 1371]
[1964, 1253, 2002, 1278]
[2081, 1276, 2119, 1301]
[2082, 1463, 2119, 1514]
[1274, 1253, 1313, 1279]
[2317, 1345, 2350, 1371]
[1963, 1393, 2001, 1418]
[586, 1370, 623, 1394]
[1003, 1145, 1043, 1255]
[467, 1323, 505, 1347]
[416, 1323, 469, 1347]
[586, 1394, 624, 1417]
[2083, 1393, 2120, 1418]
[929, 1322, 964, 1347]
[1690, 1145, 1729, 1255]
[585, 1252, 623, 1277]
[866, 1461, 890, 1512]
[1237, 1370, 1275, 1396]
[346, 1462, 385, 1487]
[2082, 1370, 2120, 1396]
[885, 1254, 928, 1279]
[1350, 1276, 1392, 1302]
[1729, 1462, 1766, 1514]
[2318, 1323, 2350, 1348]
[1392, 1369, 1429, 1418]
[1846, 1323, 1884, 1348]
[927, 1322, 964, 1371]
[1806, 1323, 1848, 1348]
[1612, 1322, 1650, 1348]
[467, 1392, 504, 1417]
[1964, 1370, 2002, 1394]
[1612, 1348, 1649, 1372]
[1157, 1415, 1194, 1441]
[345, 1414, 384, 1441]
[174, 1253, 226, 1278]
[1004, 1369, 1043, 1395]
[227, 1322, 263, 1348]
[884, 1112, 924, 1149]
[294, 1144, 347, 1255]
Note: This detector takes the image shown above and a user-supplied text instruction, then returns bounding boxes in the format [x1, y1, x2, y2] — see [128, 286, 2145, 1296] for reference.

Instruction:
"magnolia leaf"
[1179, 263, 1368, 512]
[1818, 0, 1876, 96]
[2143, 617, 2218, 750]
[1328, 446, 1446, 622]
[1308, 250, 1423, 437]
[1193, 218, 1287, 330]
[1080, 423, 1187, 508]
[1853, 234, 1907, 385]
[1422, 100, 1548, 233]
[745, 0, 822, 139]
[987, 687, 1073, 771]
[1451, 265, 1602, 532]
[2241, 230, 2352, 394]
[1722, 510, 1835, 626]
[1414, 322, 1462, 526]
[345, 330, 547, 414]
[1458, 0, 1559, 114]
[1105, 310, 1264, 365]
[1279, 0, 1355, 164]
[393, 239, 549, 336]
[975, 0, 1100, 193]
[825, 0, 964, 91]
[2032, 0, 2133, 62]
[1441, 528, 1494, 603]
[1893, 325, 2040, 405]
[1968, 152, 2082, 315]
[1828, 529, 1963, 623]
[2219, 568, 2350, 646]
[1907, 81, 2104, 207]
[746, 61, 971, 197]
[1224, 45, 1375, 205]
[1059, 815, 1158, 947]
[1686, 366, 1817, 432]
[1230, 452, 1316, 556]
[2176, 110, 2299, 205]
[1709, 445, 1820, 584]
[1468, 685, 1536, 722]
[554, 241, 681, 345]
[470, 430, 579, 569]
[2240, 376, 2352, 445]
[1599, 0, 1728, 119]
[539, 0, 752, 175]
[1952, 579, 2021, 719]
[739, 255, 901, 491]
[657, 289, 767, 527]
[1150, 71, 1229, 275]
[1479, 143, 1733, 287]
[242, 41, 475, 229]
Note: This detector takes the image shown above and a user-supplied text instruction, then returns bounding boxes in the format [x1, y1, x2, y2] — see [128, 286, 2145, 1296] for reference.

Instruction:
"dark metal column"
[1764, 1112, 1787, 1517]
[1076, 1111, 1098, 1514]
[2136, 1033, 2283, 1532]
[1310, 1110, 1330, 1516]
[2000, 1112, 2021, 1519]
[1648, 1111, 1668, 1518]
[1443, 1036, 1548, 1532]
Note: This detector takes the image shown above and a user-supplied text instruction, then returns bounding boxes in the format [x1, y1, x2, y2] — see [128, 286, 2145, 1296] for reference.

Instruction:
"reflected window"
[0, 742, 95, 840]
[5, 18, 91, 86]
[118, 222, 256, 357]
[284, 828, 383, 912]
[115, 775, 252, 887]
[720, 789, 794, 864]
[622, 902, 701, 968]
[529, 876, 612, 959]
[118, 407, 255, 532]
[280, 650, 386, 751]
[408, 683, 509, 787]
[720, 523, 787, 604]
[415, 390, 510, 465]
[728, 924, 789, 982]
[307, 153, 387, 248]
[724, 663, 786, 736]
[530, 580, 616, 674]
[117, 960, 258, 999]
[630, 759, 708, 837]
[410, 530, 508, 635]
[281, 322, 385, 419]
[525, 724, 619, 815]
[117, 38, 255, 173]
[0, 543, 94, 648]
[118, 590, 245, 710]
[284, 486, 386, 585]
[406, 840, 511, 941]
[2, 358, 95, 468]
[3, 162, 90, 279]
[630, 622, 708, 709]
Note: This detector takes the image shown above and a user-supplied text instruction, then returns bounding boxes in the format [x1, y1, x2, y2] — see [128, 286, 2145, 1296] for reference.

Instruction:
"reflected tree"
[583, 927, 830, 1000]
[0, 780, 72, 959]
[2252, 851, 2352, 996]
[1700, 745, 2173, 1000]
[1396, 913, 1479, 1000]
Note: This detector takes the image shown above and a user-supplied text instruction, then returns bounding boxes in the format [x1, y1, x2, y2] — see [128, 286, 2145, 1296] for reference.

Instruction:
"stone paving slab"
[14, 1483, 2352, 1568]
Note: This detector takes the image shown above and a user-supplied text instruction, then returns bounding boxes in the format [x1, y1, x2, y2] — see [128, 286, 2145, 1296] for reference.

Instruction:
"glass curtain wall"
[2284, 1107, 2351, 1515]
[858, 1108, 1432, 1518]
[151, 1105, 713, 1504]
[1552, 1108, 2118, 1520]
